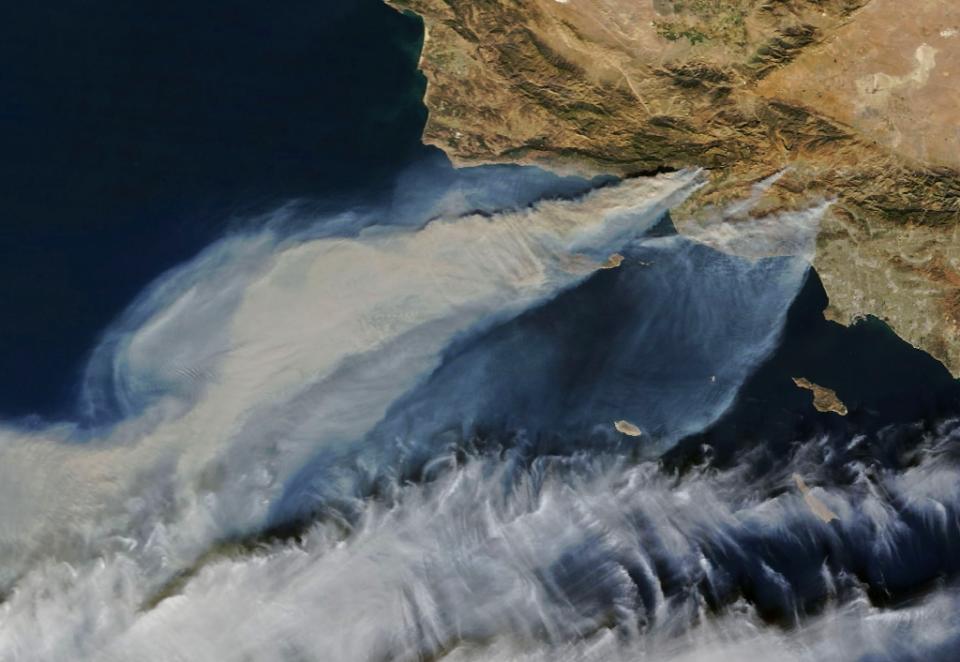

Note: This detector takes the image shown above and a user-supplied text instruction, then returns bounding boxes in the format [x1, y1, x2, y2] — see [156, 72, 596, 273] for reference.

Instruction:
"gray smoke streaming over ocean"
[0, 167, 868, 661]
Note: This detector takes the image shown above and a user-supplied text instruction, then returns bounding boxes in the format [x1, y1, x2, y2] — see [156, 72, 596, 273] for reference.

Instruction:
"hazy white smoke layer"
[285, 223, 814, 517]
[678, 169, 830, 261]
[0, 168, 838, 661]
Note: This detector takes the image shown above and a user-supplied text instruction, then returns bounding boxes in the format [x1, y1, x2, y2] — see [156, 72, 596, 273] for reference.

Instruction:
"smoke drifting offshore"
[3, 164, 931, 662]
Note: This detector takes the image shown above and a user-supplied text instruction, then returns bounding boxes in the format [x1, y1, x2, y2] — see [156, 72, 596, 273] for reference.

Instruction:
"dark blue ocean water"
[0, 1, 434, 418]
[0, 0, 954, 433]
[4, 4, 960, 656]
[0, 1, 608, 422]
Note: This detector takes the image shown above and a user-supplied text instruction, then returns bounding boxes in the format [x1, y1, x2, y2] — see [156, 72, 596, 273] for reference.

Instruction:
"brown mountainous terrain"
[387, 0, 960, 375]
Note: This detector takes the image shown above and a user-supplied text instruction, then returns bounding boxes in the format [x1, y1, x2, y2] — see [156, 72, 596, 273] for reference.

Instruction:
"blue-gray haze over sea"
[1, 2, 960, 661]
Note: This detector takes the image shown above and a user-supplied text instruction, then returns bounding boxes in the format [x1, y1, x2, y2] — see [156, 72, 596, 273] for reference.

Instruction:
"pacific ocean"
[2, 2, 960, 661]
[0, 0, 429, 418]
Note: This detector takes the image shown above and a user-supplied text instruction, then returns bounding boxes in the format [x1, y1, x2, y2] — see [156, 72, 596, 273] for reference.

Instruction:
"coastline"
[383, 0, 960, 378]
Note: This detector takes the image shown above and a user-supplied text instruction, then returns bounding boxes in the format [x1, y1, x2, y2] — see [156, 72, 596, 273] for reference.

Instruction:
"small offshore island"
[4, 3, 960, 659]
[793, 377, 848, 416]
[386, 0, 960, 379]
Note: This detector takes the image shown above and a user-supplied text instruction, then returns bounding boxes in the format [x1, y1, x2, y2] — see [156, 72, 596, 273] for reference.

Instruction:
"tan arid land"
[793, 473, 839, 523]
[614, 419, 643, 436]
[386, 0, 960, 375]
[793, 377, 849, 415]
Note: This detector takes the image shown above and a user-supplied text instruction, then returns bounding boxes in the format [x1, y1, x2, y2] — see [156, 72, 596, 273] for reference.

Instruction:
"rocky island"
[793, 376, 849, 415]
[386, 0, 960, 375]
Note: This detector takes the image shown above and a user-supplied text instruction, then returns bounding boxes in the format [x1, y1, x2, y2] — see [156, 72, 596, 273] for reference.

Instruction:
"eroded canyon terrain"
[387, 0, 960, 374]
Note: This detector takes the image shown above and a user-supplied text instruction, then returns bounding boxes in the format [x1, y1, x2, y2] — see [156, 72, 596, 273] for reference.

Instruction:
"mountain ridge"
[386, 0, 960, 375]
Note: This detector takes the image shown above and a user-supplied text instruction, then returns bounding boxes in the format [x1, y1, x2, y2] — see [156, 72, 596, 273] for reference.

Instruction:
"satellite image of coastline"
[1, 1, 960, 660]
